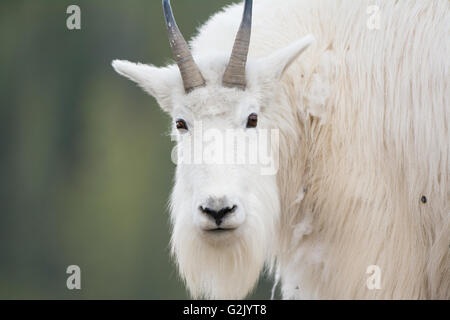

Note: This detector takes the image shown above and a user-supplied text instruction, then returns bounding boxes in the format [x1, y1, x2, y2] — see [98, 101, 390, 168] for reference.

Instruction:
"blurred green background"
[0, 0, 273, 299]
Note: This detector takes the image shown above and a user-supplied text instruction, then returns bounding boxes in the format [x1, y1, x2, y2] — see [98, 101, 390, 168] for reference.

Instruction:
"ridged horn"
[222, 0, 253, 90]
[162, 0, 205, 93]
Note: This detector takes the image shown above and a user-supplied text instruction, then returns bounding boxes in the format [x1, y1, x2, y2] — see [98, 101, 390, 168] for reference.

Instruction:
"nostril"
[199, 206, 216, 216]
[218, 205, 237, 216]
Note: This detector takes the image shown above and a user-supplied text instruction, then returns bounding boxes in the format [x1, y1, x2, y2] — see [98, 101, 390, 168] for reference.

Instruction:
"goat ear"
[257, 35, 315, 81]
[112, 60, 178, 113]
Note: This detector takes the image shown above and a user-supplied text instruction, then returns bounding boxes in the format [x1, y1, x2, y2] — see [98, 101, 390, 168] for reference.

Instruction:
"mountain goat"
[112, 0, 449, 299]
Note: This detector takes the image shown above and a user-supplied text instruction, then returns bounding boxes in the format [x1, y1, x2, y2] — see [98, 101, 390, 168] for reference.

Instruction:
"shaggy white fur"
[113, 0, 449, 299]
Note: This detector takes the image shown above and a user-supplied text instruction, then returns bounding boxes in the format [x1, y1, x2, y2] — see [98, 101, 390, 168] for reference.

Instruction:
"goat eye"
[246, 113, 258, 128]
[176, 119, 188, 130]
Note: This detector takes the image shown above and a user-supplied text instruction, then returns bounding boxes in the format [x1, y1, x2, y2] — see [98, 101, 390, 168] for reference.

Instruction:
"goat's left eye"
[246, 113, 258, 128]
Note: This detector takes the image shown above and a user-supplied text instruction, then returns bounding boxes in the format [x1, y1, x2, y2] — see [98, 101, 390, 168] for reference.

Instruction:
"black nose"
[200, 205, 237, 226]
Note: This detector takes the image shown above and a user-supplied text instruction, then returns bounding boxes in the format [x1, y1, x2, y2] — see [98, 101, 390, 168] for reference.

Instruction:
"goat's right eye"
[176, 119, 188, 131]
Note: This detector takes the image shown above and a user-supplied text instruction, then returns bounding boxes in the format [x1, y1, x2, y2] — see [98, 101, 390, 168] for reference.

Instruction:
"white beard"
[171, 214, 272, 299]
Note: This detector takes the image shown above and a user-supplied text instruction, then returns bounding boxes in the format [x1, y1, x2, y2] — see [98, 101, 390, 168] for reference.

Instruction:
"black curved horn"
[163, 0, 205, 93]
[222, 0, 253, 90]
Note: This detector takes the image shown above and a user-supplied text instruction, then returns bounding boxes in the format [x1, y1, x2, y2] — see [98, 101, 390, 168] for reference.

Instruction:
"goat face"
[168, 81, 280, 299]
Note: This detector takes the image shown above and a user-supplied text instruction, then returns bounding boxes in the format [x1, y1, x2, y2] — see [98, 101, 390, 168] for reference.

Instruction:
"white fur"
[113, 0, 449, 299]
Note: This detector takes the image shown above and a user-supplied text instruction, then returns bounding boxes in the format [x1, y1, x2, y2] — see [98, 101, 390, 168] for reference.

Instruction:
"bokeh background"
[0, 0, 274, 299]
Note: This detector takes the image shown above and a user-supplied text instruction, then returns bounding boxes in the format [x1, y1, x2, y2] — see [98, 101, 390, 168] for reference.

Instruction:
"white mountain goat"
[112, 0, 449, 299]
